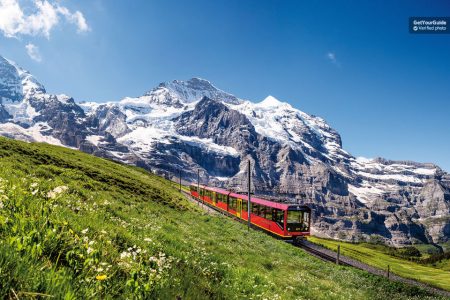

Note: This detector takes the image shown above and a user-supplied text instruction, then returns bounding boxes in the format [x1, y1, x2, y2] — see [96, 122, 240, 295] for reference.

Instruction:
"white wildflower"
[47, 185, 69, 199]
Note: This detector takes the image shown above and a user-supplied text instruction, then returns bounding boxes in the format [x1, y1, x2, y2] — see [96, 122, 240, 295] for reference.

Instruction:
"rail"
[294, 240, 351, 267]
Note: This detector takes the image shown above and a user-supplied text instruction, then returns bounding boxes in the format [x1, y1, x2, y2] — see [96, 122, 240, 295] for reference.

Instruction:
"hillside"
[0, 137, 444, 299]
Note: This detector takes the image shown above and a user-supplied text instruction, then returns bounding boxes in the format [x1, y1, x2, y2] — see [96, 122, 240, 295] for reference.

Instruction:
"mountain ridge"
[0, 55, 449, 246]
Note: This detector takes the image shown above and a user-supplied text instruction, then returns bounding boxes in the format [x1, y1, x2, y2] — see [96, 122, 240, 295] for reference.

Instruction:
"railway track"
[294, 240, 351, 267]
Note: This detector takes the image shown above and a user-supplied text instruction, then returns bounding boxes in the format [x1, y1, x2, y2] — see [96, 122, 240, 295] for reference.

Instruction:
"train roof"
[230, 192, 290, 210]
[192, 183, 310, 211]
[203, 185, 230, 195]
[203, 185, 291, 210]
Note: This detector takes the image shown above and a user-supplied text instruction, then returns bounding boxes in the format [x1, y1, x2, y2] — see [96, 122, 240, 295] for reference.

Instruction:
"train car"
[189, 184, 311, 240]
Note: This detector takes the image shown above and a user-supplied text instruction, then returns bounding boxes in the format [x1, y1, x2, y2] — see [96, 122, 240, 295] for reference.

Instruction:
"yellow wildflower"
[96, 274, 107, 281]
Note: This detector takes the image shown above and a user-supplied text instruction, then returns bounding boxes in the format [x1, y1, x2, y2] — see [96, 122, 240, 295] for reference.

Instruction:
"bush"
[368, 234, 385, 245]
[399, 246, 422, 258]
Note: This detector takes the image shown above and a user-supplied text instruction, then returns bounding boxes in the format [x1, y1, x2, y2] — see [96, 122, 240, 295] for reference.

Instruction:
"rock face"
[0, 55, 449, 246]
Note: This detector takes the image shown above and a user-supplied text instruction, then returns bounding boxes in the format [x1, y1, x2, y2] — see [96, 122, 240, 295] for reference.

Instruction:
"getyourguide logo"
[409, 17, 450, 34]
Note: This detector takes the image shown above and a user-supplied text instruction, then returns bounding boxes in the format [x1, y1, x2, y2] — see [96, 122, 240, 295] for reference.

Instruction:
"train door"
[212, 192, 217, 206]
[236, 198, 242, 218]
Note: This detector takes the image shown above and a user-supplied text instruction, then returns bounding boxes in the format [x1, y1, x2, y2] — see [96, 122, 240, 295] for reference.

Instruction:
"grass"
[0, 136, 446, 299]
[308, 236, 450, 292]
[434, 259, 450, 272]
[414, 244, 443, 258]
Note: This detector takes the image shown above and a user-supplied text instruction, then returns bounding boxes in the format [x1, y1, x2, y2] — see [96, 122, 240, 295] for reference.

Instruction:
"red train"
[190, 184, 311, 240]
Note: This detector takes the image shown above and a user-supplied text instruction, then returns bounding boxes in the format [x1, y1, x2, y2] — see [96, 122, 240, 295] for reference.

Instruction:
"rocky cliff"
[0, 55, 449, 246]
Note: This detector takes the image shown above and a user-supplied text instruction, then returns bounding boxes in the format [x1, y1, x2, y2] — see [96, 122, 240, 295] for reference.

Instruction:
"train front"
[286, 205, 311, 239]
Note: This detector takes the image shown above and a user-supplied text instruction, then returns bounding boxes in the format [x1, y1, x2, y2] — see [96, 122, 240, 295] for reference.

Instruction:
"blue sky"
[0, 0, 449, 171]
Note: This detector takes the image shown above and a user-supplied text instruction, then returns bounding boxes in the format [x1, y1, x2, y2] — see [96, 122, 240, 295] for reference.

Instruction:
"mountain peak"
[0, 56, 23, 102]
[144, 78, 242, 105]
[259, 95, 284, 108]
[0, 56, 46, 100]
[156, 77, 215, 93]
[184, 77, 214, 88]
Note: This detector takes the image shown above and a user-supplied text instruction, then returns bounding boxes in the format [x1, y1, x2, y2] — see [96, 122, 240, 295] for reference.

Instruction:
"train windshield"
[286, 210, 309, 232]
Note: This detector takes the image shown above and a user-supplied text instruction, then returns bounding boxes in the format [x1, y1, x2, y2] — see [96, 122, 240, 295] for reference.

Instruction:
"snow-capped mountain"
[1, 55, 449, 246]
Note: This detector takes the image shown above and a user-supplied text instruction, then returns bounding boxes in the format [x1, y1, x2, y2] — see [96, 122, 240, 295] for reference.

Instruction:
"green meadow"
[0, 137, 445, 299]
[308, 236, 450, 292]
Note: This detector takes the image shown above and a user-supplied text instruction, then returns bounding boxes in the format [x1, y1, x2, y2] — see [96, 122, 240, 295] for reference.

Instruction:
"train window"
[287, 211, 301, 223]
[229, 197, 237, 210]
[251, 203, 259, 215]
[242, 200, 247, 212]
[304, 211, 310, 225]
[264, 207, 271, 219]
[259, 206, 266, 218]
[287, 210, 309, 232]
[253, 204, 263, 217]
[272, 209, 284, 227]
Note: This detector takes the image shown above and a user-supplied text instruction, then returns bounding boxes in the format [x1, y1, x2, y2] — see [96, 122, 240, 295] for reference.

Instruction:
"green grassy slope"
[0, 137, 444, 299]
[308, 237, 450, 292]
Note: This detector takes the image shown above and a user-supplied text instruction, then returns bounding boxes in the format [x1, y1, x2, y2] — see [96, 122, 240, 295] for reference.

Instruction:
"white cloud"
[57, 6, 89, 33]
[326, 52, 340, 67]
[0, 0, 90, 38]
[25, 42, 41, 62]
